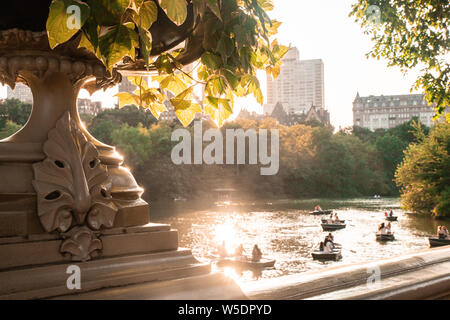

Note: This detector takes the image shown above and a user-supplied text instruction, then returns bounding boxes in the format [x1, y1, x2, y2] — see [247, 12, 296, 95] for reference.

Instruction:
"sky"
[0, 0, 423, 129]
[245, 0, 422, 129]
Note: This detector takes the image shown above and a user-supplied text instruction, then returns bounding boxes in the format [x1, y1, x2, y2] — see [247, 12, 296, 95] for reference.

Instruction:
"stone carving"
[60, 226, 102, 262]
[32, 112, 117, 261]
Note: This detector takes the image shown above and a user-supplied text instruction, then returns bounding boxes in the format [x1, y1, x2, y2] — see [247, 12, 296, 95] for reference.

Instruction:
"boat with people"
[321, 223, 346, 231]
[429, 226, 450, 247]
[321, 219, 345, 224]
[428, 237, 450, 247]
[311, 210, 332, 215]
[376, 222, 395, 241]
[312, 234, 342, 261]
[384, 210, 398, 221]
[385, 216, 398, 221]
[312, 249, 342, 261]
[376, 232, 395, 241]
[310, 204, 332, 215]
[213, 243, 275, 270]
[216, 257, 276, 269]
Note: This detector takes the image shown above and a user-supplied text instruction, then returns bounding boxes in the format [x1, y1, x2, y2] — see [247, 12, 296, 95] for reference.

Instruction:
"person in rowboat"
[438, 226, 449, 239]
[333, 213, 341, 223]
[327, 233, 334, 242]
[326, 212, 334, 224]
[315, 205, 323, 212]
[319, 241, 325, 252]
[389, 210, 394, 217]
[443, 227, 450, 239]
[378, 222, 387, 234]
[385, 222, 392, 234]
[324, 235, 335, 251]
[252, 244, 262, 262]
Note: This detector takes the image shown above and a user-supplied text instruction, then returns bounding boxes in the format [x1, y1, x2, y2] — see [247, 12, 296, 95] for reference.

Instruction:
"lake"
[151, 197, 443, 284]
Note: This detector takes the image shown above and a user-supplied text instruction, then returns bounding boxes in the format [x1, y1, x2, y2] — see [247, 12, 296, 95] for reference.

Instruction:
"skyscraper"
[265, 47, 325, 115]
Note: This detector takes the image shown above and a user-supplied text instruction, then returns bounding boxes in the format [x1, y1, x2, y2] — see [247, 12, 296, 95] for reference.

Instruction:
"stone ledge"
[0, 224, 178, 270]
[0, 248, 209, 299]
[243, 246, 450, 300]
[313, 261, 450, 300]
[56, 272, 247, 300]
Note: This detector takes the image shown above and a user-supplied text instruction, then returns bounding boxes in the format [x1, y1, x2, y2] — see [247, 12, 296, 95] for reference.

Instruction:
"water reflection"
[152, 198, 444, 284]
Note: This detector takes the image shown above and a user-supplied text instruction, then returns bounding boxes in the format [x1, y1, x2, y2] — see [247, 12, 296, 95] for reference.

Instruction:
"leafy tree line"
[2, 100, 445, 216]
[396, 122, 450, 218]
[79, 106, 430, 201]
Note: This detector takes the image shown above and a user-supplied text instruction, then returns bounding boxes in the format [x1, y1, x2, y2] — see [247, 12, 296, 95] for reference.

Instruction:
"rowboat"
[376, 232, 395, 241]
[428, 237, 450, 247]
[312, 249, 342, 261]
[385, 216, 398, 221]
[321, 223, 346, 231]
[310, 210, 333, 215]
[321, 219, 345, 224]
[216, 257, 276, 269]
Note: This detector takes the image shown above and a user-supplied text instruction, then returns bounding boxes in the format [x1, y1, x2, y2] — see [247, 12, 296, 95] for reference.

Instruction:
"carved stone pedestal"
[0, 30, 244, 300]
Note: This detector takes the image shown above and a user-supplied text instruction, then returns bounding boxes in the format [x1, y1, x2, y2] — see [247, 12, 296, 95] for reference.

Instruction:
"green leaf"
[216, 37, 234, 63]
[158, 0, 188, 26]
[46, 0, 90, 49]
[206, 0, 221, 20]
[134, 0, 158, 29]
[88, 0, 130, 26]
[170, 98, 202, 127]
[138, 26, 152, 66]
[201, 52, 222, 69]
[204, 96, 233, 127]
[99, 23, 138, 69]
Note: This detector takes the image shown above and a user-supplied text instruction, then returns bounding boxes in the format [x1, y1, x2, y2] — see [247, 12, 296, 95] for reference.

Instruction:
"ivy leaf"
[201, 52, 222, 70]
[140, 90, 167, 119]
[99, 23, 138, 70]
[159, 74, 188, 96]
[206, 0, 221, 20]
[46, 0, 90, 49]
[88, 0, 130, 26]
[138, 26, 152, 66]
[204, 96, 233, 127]
[115, 92, 140, 107]
[241, 75, 263, 104]
[216, 37, 234, 63]
[158, 0, 188, 26]
[170, 98, 202, 127]
[133, 0, 158, 29]
[147, 101, 167, 119]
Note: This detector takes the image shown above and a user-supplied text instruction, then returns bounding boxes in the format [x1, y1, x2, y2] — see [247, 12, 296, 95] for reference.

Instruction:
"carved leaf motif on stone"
[60, 226, 102, 262]
[32, 112, 118, 233]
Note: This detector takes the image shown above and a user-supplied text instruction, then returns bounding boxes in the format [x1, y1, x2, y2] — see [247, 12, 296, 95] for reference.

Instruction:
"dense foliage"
[350, 0, 449, 121]
[396, 123, 450, 217]
[46, 0, 288, 127]
[1, 101, 434, 204]
[80, 107, 428, 201]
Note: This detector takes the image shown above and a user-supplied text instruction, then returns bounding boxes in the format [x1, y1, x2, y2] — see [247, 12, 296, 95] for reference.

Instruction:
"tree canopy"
[396, 122, 450, 217]
[350, 0, 449, 121]
[46, 0, 288, 127]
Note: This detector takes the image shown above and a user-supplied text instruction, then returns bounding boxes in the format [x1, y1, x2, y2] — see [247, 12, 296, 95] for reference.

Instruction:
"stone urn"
[0, 0, 244, 299]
